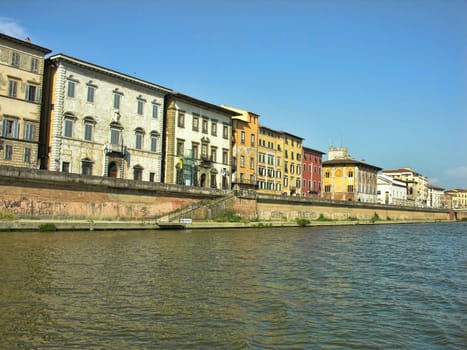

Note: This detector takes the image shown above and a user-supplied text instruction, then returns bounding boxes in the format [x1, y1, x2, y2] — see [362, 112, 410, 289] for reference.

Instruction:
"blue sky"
[2, 0, 466, 189]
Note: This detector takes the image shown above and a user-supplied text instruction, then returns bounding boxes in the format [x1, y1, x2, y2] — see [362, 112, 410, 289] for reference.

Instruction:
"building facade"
[41, 54, 171, 181]
[322, 148, 381, 203]
[301, 146, 324, 197]
[222, 106, 258, 191]
[382, 168, 428, 207]
[282, 132, 304, 196]
[377, 173, 407, 205]
[0, 34, 51, 168]
[427, 184, 445, 208]
[444, 189, 467, 209]
[257, 126, 284, 194]
[163, 93, 238, 189]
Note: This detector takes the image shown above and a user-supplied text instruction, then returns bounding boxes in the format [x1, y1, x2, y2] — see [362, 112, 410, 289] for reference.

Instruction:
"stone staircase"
[157, 193, 236, 223]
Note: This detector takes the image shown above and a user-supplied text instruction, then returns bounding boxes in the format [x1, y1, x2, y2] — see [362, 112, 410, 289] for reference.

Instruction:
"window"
[110, 127, 120, 145]
[11, 52, 20, 67]
[150, 133, 158, 152]
[348, 185, 354, 192]
[113, 93, 122, 109]
[2, 119, 19, 138]
[192, 143, 199, 159]
[82, 158, 93, 176]
[348, 171, 354, 177]
[211, 146, 217, 162]
[152, 103, 159, 118]
[251, 134, 255, 147]
[222, 149, 228, 164]
[24, 148, 31, 163]
[223, 125, 229, 139]
[4, 145, 12, 160]
[177, 111, 185, 127]
[250, 157, 255, 169]
[201, 143, 208, 158]
[64, 118, 74, 138]
[67, 80, 76, 98]
[135, 130, 143, 150]
[149, 172, 155, 182]
[62, 162, 70, 173]
[325, 171, 330, 178]
[192, 115, 199, 131]
[87, 85, 95, 103]
[240, 155, 245, 168]
[177, 139, 184, 156]
[134, 166, 143, 181]
[137, 99, 144, 115]
[84, 121, 93, 141]
[202, 118, 208, 133]
[325, 185, 331, 192]
[284, 177, 288, 187]
[31, 58, 39, 73]
[241, 131, 245, 144]
[211, 122, 217, 136]
[24, 123, 35, 141]
[284, 150, 288, 159]
[25, 85, 40, 102]
[8, 80, 18, 97]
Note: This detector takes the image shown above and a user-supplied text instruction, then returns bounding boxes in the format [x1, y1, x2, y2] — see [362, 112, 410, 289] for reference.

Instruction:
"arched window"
[135, 127, 145, 150]
[150, 131, 160, 152]
[63, 112, 77, 138]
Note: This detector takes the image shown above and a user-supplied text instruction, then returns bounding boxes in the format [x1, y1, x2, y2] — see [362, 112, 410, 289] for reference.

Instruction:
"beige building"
[444, 189, 467, 209]
[257, 126, 284, 194]
[163, 93, 238, 189]
[41, 54, 172, 181]
[382, 168, 428, 207]
[0, 33, 51, 167]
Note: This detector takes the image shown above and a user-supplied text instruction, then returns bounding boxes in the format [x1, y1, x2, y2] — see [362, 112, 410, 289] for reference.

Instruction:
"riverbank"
[0, 218, 456, 232]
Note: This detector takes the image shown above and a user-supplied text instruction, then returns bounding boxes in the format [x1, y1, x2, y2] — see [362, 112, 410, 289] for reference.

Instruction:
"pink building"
[301, 147, 324, 197]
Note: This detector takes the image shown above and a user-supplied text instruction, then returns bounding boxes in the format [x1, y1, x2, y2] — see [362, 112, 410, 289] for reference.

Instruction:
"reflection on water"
[0, 223, 465, 349]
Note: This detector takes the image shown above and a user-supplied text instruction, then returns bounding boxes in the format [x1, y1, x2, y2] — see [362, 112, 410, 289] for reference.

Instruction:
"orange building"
[222, 106, 259, 191]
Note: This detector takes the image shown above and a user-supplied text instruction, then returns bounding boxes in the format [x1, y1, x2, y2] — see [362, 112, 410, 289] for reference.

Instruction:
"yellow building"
[322, 148, 381, 203]
[281, 131, 304, 196]
[444, 189, 467, 209]
[257, 126, 283, 194]
[222, 106, 259, 191]
[0, 34, 51, 167]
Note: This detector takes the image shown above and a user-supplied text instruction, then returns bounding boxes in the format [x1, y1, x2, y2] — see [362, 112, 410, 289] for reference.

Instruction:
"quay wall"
[0, 166, 452, 222]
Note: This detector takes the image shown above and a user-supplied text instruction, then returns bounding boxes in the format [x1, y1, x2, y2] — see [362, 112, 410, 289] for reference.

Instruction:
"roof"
[48, 53, 172, 93]
[323, 158, 382, 171]
[383, 167, 423, 176]
[427, 184, 445, 191]
[170, 93, 241, 117]
[303, 146, 325, 155]
[0, 33, 51, 54]
[221, 105, 259, 122]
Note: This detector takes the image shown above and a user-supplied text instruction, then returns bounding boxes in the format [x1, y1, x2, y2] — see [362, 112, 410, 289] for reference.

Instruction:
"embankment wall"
[0, 166, 452, 222]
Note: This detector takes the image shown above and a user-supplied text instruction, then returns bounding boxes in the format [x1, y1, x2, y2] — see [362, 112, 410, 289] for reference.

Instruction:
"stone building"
[163, 93, 238, 189]
[222, 105, 259, 191]
[427, 184, 445, 208]
[444, 188, 467, 209]
[322, 147, 381, 202]
[0, 33, 51, 168]
[40, 54, 171, 181]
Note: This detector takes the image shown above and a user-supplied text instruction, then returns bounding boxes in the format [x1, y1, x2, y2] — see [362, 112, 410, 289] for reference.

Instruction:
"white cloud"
[0, 17, 28, 39]
[445, 166, 467, 178]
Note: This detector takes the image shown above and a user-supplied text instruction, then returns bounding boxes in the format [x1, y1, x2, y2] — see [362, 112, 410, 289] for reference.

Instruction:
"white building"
[163, 93, 239, 189]
[41, 54, 172, 182]
[427, 185, 445, 208]
[377, 174, 407, 205]
[382, 168, 428, 207]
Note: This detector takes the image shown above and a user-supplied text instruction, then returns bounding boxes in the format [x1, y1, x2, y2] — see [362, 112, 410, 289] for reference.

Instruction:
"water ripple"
[0, 223, 465, 349]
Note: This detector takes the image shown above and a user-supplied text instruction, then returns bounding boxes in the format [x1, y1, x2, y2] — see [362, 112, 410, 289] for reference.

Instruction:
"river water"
[0, 223, 465, 349]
